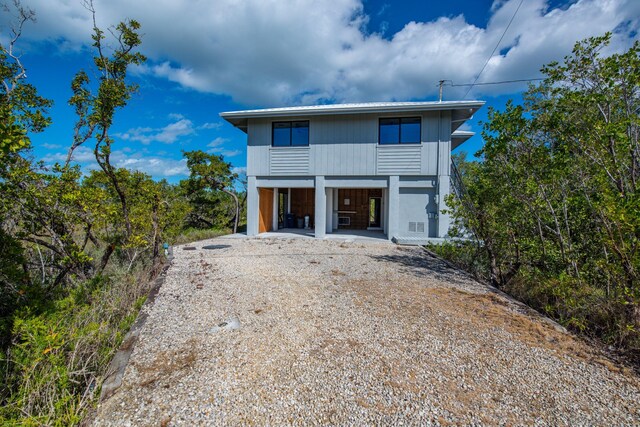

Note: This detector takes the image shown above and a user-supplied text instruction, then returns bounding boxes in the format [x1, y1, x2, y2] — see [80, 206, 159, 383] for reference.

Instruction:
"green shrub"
[427, 240, 489, 282]
[0, 266, 154, 425]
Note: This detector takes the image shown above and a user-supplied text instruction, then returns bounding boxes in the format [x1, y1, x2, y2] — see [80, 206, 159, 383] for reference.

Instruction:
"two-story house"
[220, 101, 484, 243]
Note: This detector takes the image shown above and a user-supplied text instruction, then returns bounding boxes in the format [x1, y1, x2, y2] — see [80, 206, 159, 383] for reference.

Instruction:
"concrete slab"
[220, 228, 390, 244]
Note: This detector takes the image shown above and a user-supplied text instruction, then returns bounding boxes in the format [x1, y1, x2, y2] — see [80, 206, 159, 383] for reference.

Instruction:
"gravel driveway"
[93, 237, 640, 426]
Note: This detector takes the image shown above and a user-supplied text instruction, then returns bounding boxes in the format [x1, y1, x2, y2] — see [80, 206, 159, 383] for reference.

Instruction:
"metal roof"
[220, 100, 485, 132]
[451, 130, 476, 150]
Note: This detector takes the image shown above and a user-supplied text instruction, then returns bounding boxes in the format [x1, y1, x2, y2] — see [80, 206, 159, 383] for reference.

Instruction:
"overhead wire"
[463, 0, 525, 99]
[452, 78, 544, 87]
[436, 77, 544, 101]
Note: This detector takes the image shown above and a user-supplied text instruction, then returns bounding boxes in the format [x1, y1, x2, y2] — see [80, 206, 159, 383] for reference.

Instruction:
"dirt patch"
[346, 277, 626, 376]
[135, 338, 199, 388]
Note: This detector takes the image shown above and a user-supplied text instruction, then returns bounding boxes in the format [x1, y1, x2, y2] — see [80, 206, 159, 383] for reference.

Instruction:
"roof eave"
[220, 101, 485, 124]
[451, 130, 475, 150]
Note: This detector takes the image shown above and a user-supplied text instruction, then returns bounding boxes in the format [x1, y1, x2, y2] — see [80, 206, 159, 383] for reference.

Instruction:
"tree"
[68, 0, 146, 266]
[0, 0, 51, 158]
[0, 0, 52, 349]
[447, 33, 640, 351]
[183, 150, 240, 233]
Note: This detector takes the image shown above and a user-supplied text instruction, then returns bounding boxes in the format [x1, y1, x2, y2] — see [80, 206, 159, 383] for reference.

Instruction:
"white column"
[437, 110, 452, 238]
[314, 176, 326, 238]
[437, 179, 451, 238]
[382, 188, 388, 235]
[247, 176, 259, 236]
[332, 188, 339, 230]
[272, 188, 279, 231]
[388, 175, 399, 241]
[325, 188, 333, 234]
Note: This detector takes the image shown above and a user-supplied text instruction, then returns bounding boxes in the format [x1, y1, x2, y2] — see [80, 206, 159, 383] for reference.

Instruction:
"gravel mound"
[93, 237, 640, 426]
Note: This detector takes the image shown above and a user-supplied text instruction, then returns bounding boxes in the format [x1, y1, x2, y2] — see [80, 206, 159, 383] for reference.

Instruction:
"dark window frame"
[271, 120, 310, 147]
[378, 116, 422, 145]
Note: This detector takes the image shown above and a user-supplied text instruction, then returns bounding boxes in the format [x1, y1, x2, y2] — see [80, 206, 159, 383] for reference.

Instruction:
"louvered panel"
[270, 148, 310, 175]
[377, 145, 422, 174]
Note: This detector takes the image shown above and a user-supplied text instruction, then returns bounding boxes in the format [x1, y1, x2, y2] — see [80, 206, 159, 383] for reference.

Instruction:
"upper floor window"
[379, 117, 421, 144]
[272, 121, 309, 147]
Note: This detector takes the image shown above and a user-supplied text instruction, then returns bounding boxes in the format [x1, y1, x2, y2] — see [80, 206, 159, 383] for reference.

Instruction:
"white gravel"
[93, 236, 640, 426]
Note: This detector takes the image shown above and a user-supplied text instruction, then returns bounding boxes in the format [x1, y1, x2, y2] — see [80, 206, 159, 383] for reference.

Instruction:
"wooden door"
[258, 188, 274, 233]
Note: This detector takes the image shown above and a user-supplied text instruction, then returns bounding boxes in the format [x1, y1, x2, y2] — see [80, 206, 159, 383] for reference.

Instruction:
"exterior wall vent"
[338, 217, 351, 226]
[408, 222, 417, 232]
[417, 222, 425, 233]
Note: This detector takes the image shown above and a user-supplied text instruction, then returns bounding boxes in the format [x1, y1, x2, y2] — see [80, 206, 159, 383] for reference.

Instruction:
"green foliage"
[444, 34, 640, 359]
[427, 240, 489, 283]
[182, 150, 242, 233]
[0, 3, 242, 424]
[0, 52, 52, 156]
[0, 268, 153, 425]
[0, 1, 52, 158]
[67, 6, 147, 246]
[0, 228, 27, 350]
[82, 169, 189, 262]
[0, 6, 218, 425]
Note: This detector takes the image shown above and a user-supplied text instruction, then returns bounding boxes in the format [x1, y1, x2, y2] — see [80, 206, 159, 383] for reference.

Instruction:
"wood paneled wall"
[337, 189, 382, 229]
[290, 188, 315, 226]
[258, 188, 274, 233]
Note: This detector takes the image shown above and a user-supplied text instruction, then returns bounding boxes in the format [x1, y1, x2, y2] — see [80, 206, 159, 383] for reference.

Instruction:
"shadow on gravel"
[369, 251, 473, 286]
[202, 244, 231, 250]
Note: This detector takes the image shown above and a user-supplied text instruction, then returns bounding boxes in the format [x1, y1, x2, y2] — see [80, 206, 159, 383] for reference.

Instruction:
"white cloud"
[116, 118, 195, 144]
[42, 146, 95, 164]
[42, 146, 189, 177]
[207, 137, 242, 158]
[115, 156, 188, 177]
[6, 0, 640, 104]
[198, 122, 223, 130]
[207, 137, 227, 148]
[232, 166, 247, 175]
[41, 142, 62, 149]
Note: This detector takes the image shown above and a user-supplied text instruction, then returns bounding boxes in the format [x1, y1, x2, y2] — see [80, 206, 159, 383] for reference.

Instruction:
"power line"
[463, 0, 525, 99]
[437, 77, 544, 100]
[451, 78, 544, 87]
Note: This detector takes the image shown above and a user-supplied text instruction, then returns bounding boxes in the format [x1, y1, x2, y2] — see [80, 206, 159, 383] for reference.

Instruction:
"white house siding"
[431, 111, 451, 175]
[436, 111, 452, 235]
[311, 143, 377, 176]
[398, 187, 438, 238]
[246, 119, 270, 176]
[420, 142, 438, 175]
[310, 114, 377, 176]
[247, 113, 449, 178]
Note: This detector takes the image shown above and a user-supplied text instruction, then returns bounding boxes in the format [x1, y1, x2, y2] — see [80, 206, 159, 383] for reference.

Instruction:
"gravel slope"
[93, 237, 640, 426]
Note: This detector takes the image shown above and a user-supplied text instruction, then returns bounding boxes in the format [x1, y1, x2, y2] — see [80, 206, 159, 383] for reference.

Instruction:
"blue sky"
[2, 0, 638, 182]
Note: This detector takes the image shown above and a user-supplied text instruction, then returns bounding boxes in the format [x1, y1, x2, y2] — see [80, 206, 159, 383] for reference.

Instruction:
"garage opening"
[276, 188, 315, 230]
[336, 189, 383, 230]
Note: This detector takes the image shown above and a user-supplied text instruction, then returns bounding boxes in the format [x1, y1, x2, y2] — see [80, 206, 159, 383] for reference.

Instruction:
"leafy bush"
[442, 34, 640, 363]
[427, 240, 489, 283]
[0, 5, 243, 425]
[0, 266, 152, 425]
